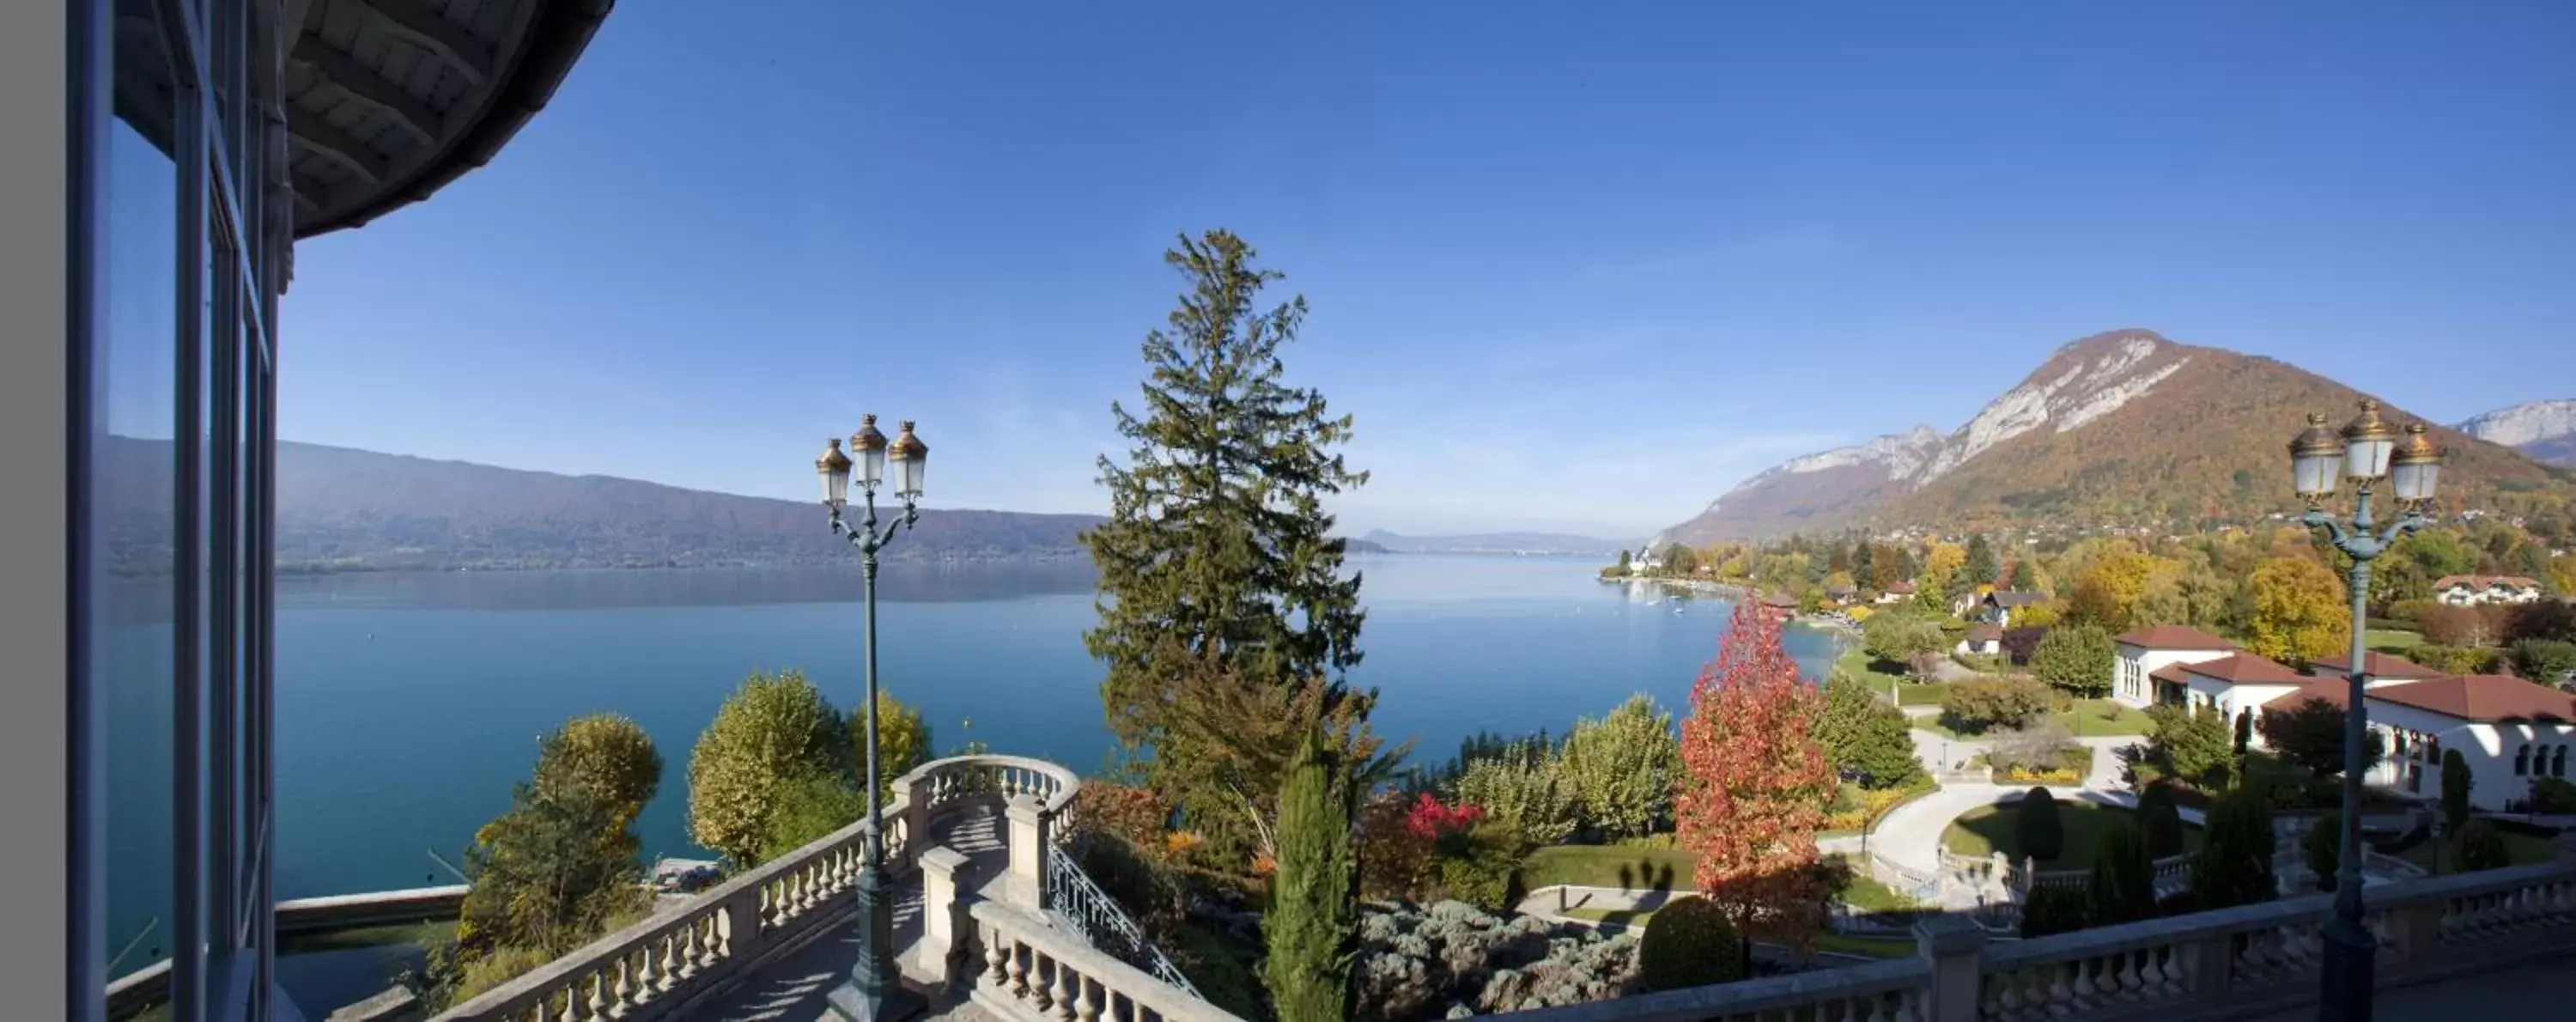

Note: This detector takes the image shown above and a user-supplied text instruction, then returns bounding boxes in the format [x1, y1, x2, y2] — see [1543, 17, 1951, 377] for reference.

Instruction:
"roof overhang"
[110, 0, 614, 242]
[283, 0, 613, 239]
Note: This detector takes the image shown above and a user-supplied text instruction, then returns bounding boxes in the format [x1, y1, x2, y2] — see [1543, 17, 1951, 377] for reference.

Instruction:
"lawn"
[2056, 699, 2153, 737]
[2396, 830, 2562, 873]
[1897, 683, 1952, 707]
[1837, 647, 1917, 695]
[2367, 630, 2425, 653]
[1942, 801, 2202, 868]
[1519, 844, 1696, 893]
[1916, 697, 2150, 739]
[1555, 908, 1915, 958]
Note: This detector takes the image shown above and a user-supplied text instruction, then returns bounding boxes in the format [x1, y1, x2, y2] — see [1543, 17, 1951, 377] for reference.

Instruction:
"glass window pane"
[103, 0, 180, 995]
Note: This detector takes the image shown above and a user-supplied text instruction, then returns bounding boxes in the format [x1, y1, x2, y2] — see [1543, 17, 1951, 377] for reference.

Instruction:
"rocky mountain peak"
[1920, 330, 2194, 480]
[2457, 399, 2576, 448]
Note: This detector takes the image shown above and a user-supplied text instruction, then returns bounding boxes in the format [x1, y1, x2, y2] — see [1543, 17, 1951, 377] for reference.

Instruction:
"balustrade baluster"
[986, 924, 1010, 988]
[654, 933, 682, 995]
[581, 970, 609, 1021]
[556, 984, 580, 1022]
[1049, 958, 1076, 1020]
[607, 952, 634, 1016]
[704, 912, 729, 967]
[1009, 938, 1032, 998]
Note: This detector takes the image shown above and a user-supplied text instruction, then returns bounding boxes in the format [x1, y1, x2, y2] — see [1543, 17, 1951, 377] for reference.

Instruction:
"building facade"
[2361, 674, 2576, 811]
[2111, 625, 2239, 709]
[10, 2, 609, 1018]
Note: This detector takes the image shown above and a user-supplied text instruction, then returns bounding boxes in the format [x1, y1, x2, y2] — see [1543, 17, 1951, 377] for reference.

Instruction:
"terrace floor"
[691, 805, 1016, 1022]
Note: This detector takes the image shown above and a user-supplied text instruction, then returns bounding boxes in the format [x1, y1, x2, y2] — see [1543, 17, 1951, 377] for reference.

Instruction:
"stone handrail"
[1503, 953, 1937, 1022]
[432, 752, 1072, 1021]
[1515, 860, 2576, 1022]
[970, 898, 1248, 1022]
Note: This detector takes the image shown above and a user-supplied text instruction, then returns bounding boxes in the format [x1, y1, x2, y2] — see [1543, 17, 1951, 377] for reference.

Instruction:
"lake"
[102, 554, 1839, 983]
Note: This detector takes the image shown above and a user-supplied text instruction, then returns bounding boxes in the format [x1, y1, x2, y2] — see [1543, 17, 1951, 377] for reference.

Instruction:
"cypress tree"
[1083, 230, 1386, 856]
[1854, 544, 1876, 593]
[1264, 727, 1358, 1022]
[1966, 533, 2001, 587]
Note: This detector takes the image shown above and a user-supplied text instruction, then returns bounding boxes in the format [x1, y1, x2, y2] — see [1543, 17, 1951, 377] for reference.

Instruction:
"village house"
[1957, 623, 2002, 657]
[2432, 575, 2546, 606]
[2147, 652, 2325, 726]
[2111, 624, 2240, 709]
[1875, 580, 1917, 605]
[1977, 589, 2050, 627]
[2351, 672, 2576, 808]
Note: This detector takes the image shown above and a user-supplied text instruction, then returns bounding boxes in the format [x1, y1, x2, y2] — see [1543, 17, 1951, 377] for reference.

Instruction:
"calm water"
[105, 555, 1838, 971]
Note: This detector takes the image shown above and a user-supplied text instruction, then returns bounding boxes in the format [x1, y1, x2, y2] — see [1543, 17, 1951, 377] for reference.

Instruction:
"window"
[2556, 746, 2568, 780]
[2515, 745, 2530, 776]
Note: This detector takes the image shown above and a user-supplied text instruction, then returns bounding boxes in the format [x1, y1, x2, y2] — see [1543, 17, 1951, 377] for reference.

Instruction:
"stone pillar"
[901, 773, 932, 873]
[1914, 914, 1987, 1022]
[1005, 794, 1045, 909]
[2383, 897, 2445, 964]
[915, 845, 974, 989]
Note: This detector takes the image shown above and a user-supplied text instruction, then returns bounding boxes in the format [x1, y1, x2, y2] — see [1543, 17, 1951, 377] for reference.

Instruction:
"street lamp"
[2293, 400, 2442, 1022]
[816, 414, 930, 1022]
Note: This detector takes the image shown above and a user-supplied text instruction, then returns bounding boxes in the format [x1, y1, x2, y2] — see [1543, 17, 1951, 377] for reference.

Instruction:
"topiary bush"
[1635, 896, 1746, 993]
[2304, 812, 2342, 892]
[2016, 788, 2065, 862]
[2189, 786, 2276, 910]
[2087, 821, 2155, 926]
[2450, 818, 2511, 873]
[2136, 784, 2188, 860]
[2019, 885, 2091, 938]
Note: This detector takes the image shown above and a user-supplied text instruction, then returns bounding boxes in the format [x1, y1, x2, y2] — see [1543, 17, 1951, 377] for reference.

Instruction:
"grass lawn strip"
[1942, 801, 2204, 869]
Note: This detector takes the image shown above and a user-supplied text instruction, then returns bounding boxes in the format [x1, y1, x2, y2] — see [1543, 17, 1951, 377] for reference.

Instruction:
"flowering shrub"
[1406, 794, 1485, 848]
[1359, 791, 1438, 902]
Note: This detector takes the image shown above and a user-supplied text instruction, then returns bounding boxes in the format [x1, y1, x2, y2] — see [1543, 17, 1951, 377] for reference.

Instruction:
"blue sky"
[276, 1, 2576, 538]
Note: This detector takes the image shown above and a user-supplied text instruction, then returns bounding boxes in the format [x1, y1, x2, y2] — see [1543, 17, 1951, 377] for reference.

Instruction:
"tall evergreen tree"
[2008, 557, 2038, 591]
[1853, 543, 1876, 593]
[1084, 230, 1387, 861]
[1264, 727, 1359, 1022]
[1965, 533, 2001, 587]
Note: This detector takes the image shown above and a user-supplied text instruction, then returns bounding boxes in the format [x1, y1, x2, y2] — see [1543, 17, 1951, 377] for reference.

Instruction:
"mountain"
[2457, 399, 2576, 467]
[98, 438, 1108, 573]
[1360, 530, 1636, 556]
[1656, 330, 2572, 545]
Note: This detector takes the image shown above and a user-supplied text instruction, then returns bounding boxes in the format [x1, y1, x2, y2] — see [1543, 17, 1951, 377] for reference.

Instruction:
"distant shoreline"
[1598, 574, 1863, 640]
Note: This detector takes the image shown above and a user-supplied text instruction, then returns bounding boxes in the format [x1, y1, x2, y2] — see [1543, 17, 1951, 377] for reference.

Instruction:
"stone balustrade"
[1507, 859, 2576, 1022]
[431, 753, 1078, 1022]
[968, 899, 1249, 1022]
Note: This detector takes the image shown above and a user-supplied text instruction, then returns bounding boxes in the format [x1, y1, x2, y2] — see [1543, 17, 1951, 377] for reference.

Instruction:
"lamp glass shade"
[817, 440, 853, 506]
[889, 420, 928, 496]
[851, 416, 890, 489]
[2344, 435, 2394, 481]
[2391, 460, 2433, 502]
[2294, 450, 2342, 498]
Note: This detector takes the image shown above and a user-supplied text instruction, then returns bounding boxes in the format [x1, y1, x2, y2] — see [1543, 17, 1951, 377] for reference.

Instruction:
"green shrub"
[754, 774, 867, 864]
[2190, 787, 2276, 910]
[2015, 788, 2065, 862]
[1434, 821, 1525, 911]
[2087, 821, 2156, 926]
[1265, 727, 1359, 1022]
[2530, 776, 2576, 814]
[2020, 885, 2092, 938]
[2136, 785, 2187, 859]
[1941, 677, 2057, 733]
[2441, 748, 2474, 836]
[2304, 812, 2342, 892]
[1637, 896, 1747, 992]
[2449, 818, 2511, 873]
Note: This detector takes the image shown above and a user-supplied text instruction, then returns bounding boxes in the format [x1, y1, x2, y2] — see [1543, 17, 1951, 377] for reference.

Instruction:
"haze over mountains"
[1652, 330, 2575, 547]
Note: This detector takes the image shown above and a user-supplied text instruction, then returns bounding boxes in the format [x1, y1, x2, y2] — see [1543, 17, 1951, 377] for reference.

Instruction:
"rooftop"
[2309, 651, 2439, 680]
[2367, 673, 2576, 723]
[2151, 652, 2310, 687]
[2116, 624, 2238, 651]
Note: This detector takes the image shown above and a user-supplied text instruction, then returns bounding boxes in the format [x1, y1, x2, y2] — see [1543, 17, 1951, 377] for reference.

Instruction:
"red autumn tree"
[1675, 600, 1838, 953]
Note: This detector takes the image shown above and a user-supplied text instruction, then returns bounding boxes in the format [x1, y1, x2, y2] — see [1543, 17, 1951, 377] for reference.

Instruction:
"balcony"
[431, 751, 2576, 1022]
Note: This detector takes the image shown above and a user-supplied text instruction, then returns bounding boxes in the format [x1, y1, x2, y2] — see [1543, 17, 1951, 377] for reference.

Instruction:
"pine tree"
[1966, 533, 2000, 587]
[1854, 544, 1876, 594]
[2008, 557, 2038, 591]
[1084, 230, 1385, 862]
[1264, 727, 1358, 1022]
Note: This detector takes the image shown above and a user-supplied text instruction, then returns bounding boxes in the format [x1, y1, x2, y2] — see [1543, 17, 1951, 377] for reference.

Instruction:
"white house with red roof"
[2432, 575, 2546, 606]
[2357, 673, 2576, 810]
[2147, 653, 2337, 731]
[2306, 651, 2441, 690]
[2112, 624, 2240, 709]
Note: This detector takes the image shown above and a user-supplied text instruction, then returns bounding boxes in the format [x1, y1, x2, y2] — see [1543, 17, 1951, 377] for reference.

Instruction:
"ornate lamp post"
[816, 414, 930, 1022]
[2294, 400, 2443, 1022]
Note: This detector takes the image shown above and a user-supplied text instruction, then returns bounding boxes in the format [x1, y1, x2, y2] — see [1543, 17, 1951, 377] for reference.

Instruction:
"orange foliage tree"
[1674, 601, 1838, 953]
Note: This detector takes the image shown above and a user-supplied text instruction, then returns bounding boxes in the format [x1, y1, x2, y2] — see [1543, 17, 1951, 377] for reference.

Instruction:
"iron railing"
[1042, 843, 1202, 997]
